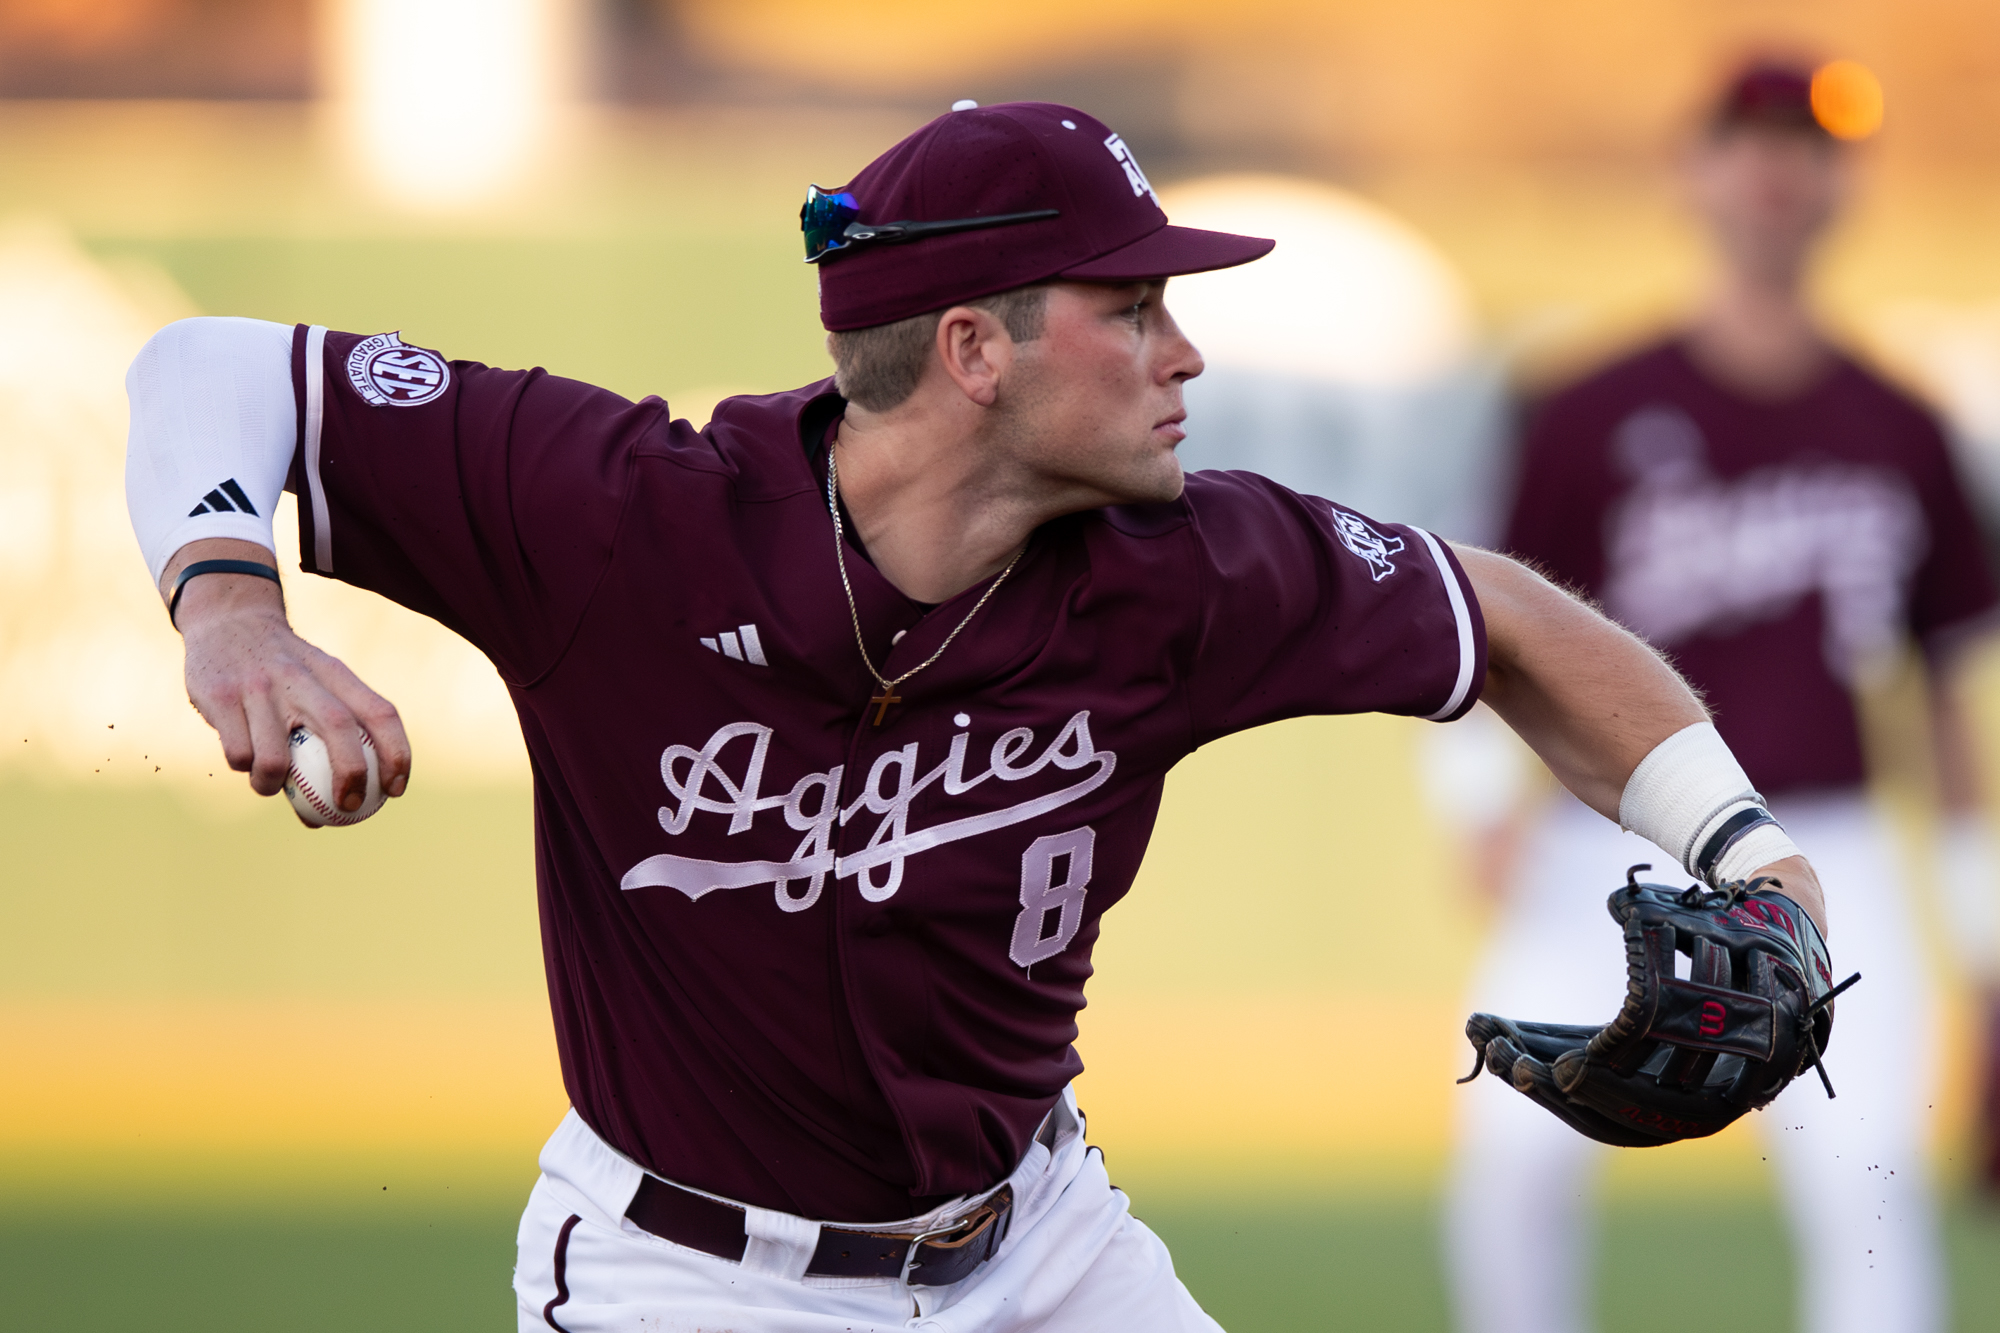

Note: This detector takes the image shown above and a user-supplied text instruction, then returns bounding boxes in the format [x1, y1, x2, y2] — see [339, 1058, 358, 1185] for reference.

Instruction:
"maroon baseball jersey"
[1507, 339, 1997, 796]
[287, 324, 1485, 1220]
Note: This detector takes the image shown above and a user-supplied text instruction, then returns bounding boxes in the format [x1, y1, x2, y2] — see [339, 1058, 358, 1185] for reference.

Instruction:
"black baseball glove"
[1459, 866, 1858, 1147]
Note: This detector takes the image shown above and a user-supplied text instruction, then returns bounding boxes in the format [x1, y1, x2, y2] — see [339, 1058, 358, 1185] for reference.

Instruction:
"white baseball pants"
[512, 1089, 1223, 1332]
[1444, 791, 1947, 1333]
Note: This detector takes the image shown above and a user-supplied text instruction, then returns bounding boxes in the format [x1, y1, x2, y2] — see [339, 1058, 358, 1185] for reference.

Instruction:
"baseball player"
[126, 102, 1832, 1331]
[1446, 63, 2000, 1333]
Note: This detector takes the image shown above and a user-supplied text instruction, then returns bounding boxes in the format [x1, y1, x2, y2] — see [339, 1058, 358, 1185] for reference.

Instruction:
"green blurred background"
[5, 3, 2000, 1329]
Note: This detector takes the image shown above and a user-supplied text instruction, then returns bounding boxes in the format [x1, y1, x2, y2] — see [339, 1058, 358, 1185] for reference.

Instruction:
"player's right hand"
[163, 538, 411, 812]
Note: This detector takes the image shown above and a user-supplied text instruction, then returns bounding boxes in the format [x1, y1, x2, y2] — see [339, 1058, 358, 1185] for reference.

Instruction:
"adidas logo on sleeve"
[186, 478, 260, 518]
[700, 624, 768, 666]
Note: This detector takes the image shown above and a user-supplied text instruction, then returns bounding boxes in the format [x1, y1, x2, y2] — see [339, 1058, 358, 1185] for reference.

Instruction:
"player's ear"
[934, 305, 1011, 409]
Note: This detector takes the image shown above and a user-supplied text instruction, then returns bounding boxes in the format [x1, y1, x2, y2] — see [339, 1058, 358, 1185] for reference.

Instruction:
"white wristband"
[1618, 722, 1802, 885]
[1712, 821, 1800, 886]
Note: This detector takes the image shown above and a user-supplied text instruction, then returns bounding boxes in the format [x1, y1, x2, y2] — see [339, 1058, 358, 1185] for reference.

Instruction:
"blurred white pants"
[1444, 791, 1946, 1333]
[512, 1090, 1222, 1333]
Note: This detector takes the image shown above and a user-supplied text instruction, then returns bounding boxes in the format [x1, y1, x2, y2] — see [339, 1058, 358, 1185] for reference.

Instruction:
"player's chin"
[1100, 452, 1185, 506]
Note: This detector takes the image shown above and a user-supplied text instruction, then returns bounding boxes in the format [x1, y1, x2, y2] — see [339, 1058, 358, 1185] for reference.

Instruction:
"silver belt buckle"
[897, 1217, 973, 1286]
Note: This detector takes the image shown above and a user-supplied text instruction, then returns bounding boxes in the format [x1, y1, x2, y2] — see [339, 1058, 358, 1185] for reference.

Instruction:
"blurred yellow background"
[5, 2, 2000, 1328]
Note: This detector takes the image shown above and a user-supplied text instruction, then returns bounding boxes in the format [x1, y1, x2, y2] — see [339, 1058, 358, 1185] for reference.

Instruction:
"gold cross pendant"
[869, 685, 902, 727]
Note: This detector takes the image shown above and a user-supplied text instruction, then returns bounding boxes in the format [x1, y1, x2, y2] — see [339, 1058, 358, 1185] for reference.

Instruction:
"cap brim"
[1058, 224, 1274, 282]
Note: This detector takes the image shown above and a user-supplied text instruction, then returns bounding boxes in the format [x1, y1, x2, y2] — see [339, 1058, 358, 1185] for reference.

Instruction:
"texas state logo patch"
[345, 332, 450, 407]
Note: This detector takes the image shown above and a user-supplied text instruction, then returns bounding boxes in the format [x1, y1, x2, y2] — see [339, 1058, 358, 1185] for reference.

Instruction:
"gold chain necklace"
[826, 445, 1023, 726]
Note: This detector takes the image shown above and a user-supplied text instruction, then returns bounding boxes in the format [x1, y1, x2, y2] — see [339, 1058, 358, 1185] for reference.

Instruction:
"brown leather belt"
[625, 1113, 1059, 1286]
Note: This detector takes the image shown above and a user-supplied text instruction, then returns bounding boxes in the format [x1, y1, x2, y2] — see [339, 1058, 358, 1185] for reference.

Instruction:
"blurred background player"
[1442, 60, 2000, 1333]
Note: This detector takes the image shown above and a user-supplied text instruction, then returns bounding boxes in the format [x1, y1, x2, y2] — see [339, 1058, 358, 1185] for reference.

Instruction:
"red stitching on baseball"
[289, 761, 340, 821]
[290, 731, 379, 826]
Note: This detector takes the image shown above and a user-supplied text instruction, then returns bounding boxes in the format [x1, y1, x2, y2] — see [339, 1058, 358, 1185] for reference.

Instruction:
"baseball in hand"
[285, 726, 386, 827]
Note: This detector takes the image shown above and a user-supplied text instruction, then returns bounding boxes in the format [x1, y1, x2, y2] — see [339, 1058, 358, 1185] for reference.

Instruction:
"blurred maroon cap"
[1709, 60, 1829, 136]
[816, 101, 1274, 332]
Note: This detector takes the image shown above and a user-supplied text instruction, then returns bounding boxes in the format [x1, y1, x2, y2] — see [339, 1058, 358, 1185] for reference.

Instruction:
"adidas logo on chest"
[700, 623, 767, 666]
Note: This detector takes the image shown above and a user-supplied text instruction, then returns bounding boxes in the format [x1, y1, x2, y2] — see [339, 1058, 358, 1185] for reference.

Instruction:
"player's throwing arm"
[129, 319, 410, 824]
[1454, 545, 1850, 1146]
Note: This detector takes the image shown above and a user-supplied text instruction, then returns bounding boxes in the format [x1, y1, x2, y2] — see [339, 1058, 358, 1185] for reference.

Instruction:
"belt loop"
[739, 1204, 820, 1280]
[1056, 1086, 1082, 1140]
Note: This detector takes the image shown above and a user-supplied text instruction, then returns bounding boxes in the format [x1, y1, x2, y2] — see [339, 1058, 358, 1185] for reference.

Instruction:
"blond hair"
[828, 285, 1049, 411]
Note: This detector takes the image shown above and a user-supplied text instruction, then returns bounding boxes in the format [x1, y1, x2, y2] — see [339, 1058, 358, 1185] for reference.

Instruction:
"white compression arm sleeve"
[125, 316, 297, 585]
[1618, 721, 1802, 885]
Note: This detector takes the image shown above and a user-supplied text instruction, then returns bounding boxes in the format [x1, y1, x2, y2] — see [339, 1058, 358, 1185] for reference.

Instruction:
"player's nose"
[1157, 306, 1205, 383]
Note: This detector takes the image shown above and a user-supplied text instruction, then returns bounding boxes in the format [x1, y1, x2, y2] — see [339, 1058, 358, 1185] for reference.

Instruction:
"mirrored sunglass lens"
[801, 188, 860, 260]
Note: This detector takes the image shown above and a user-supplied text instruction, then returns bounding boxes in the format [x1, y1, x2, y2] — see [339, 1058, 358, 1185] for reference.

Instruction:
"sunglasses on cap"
[801, 185, 1060, 264]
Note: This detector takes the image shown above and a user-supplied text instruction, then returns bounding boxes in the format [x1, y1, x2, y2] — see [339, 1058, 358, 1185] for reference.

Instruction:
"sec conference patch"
[345, 332, 451, 407]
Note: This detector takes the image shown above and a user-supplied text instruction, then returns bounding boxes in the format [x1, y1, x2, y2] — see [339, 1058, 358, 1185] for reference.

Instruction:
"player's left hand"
[1460, 864, 1855, 1147]
[1756, 853, 1827, 936]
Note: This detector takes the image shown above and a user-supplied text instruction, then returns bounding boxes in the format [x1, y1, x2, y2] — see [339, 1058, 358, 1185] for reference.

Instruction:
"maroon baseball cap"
[814, 101, 1275, 332]
[1709, 61, 1830, 137]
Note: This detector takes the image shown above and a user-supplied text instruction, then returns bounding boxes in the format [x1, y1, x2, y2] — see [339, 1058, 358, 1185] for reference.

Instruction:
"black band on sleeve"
[1693, 805, 1778, 883]
[168, 559, 282, 629]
